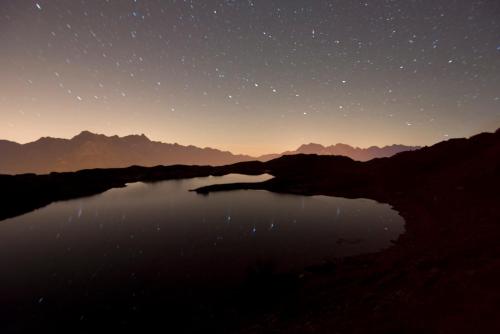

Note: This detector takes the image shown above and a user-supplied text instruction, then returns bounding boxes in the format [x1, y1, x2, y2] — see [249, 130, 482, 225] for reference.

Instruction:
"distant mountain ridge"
[0, 131, 420, 174]
[0, 131, 254, 175]
[259, 142, 420, 162]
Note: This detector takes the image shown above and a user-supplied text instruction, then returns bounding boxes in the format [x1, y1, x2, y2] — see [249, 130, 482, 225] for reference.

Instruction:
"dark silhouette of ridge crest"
[0, 129, 498, 334]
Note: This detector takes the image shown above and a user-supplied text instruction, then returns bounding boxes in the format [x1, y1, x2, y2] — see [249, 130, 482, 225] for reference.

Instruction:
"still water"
[0, 174, 404, 330]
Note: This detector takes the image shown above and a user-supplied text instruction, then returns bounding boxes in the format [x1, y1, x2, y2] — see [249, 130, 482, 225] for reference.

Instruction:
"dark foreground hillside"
[0, 129, 499, 333]
[199, 129, 500, 333]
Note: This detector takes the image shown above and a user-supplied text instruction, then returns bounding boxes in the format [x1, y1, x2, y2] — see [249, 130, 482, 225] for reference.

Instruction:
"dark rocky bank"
[0, 129, 499, 333]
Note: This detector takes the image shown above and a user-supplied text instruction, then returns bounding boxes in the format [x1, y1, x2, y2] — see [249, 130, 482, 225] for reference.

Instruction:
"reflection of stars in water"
[251, 226, 257, 235]
[214, 235, 224, 246]
[269, 221, 276, 230]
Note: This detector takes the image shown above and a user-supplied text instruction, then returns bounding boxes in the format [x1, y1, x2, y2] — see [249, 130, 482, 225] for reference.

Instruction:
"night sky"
[1, 0, 499, 155]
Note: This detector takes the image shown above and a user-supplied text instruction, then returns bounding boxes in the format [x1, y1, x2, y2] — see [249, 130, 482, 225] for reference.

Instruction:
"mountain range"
[0, 129, 499, 333]
[0, 131, 420, 174]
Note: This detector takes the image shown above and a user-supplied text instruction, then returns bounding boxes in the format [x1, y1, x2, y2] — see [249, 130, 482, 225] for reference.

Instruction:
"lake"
[0, 174, 404, 331]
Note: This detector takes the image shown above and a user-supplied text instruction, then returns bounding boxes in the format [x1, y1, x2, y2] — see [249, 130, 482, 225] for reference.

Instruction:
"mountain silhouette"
[259, 142, 420, 161]
[0, 131, 254, 174]
[0, 131, 419, 174]
[0, 129, 498, 333]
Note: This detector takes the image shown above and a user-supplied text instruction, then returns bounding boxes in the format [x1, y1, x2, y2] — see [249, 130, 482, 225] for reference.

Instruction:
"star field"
[1, 0, 499, 154]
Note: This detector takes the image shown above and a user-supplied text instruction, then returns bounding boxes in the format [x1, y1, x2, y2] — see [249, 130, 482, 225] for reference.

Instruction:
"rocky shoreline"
[0, 129, 498, 333]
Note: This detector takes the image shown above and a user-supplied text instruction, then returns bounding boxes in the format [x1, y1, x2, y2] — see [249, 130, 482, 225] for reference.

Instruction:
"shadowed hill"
[0, 129, 497, 222]
[0, 129, 498, 333]
[196, 128, 499, 200]
[196, 129, 500, 334]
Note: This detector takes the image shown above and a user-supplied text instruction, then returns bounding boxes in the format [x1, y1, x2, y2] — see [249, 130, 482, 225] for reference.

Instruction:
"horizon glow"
[1, 1, 499, 155]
